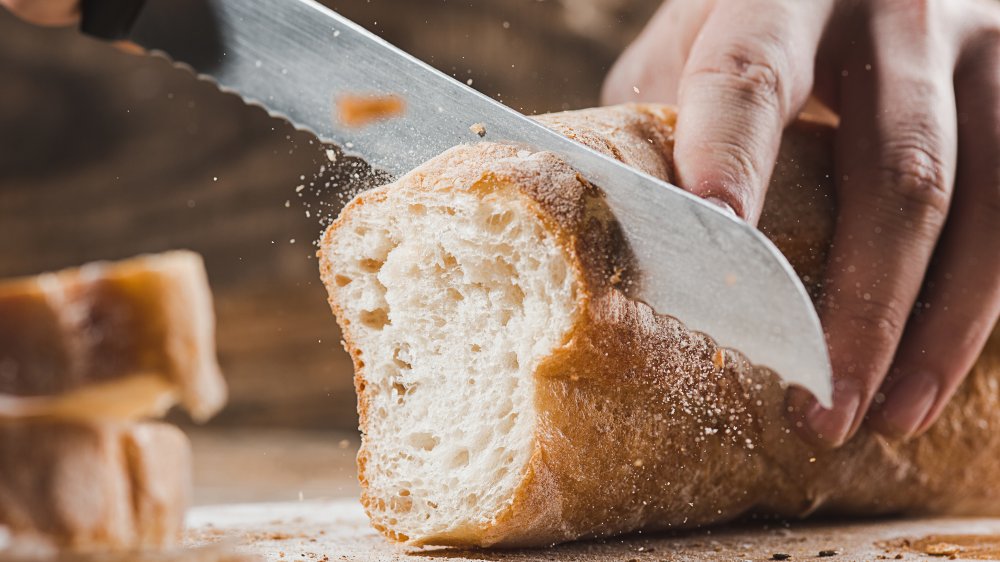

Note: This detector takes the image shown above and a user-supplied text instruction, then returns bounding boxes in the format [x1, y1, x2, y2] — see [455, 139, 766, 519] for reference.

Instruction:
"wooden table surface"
[184, 429, 1000, 562]
[189, 428, 361, 506]
[185, 501, 1000, 562]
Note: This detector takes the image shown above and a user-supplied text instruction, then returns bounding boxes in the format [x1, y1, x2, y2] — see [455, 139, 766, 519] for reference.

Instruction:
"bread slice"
[0, 251, 226, 422]
[0, 421, 190, 553]
[0, 251, 223, 554]
[318, 104, 1000, 547]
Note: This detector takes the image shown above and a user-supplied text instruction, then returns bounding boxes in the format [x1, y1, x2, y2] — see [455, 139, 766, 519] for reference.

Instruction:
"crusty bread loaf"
[0, 421, 190, 552]
[0, 251, 226, 422]
[318, 104, 1000, 547]
[0, 251, 226, 555]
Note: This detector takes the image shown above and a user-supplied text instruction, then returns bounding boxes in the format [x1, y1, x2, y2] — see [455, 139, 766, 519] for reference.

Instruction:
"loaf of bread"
[318, 104, 1000, 547]
[0, 251, 226, 555]
[0, 251, 226, 422]
[0, 421, 190, 552]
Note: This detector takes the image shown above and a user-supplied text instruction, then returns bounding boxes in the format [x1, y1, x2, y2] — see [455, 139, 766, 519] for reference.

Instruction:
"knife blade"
[123, 0, 833, 405]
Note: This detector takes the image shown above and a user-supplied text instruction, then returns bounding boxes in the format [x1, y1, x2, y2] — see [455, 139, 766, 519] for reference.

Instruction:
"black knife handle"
[80, 0, 148, 40]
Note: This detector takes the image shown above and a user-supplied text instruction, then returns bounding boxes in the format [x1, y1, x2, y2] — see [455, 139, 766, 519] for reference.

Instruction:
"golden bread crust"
[321, 104, 1000, 547]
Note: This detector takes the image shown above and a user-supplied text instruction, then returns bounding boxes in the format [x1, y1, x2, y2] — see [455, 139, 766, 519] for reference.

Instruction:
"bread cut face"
[322, 152, 581, 543]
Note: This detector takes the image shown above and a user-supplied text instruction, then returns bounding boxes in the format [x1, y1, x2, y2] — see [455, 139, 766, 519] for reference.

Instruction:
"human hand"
[604, 0, 1000, 447]
[1, 0, 79, 26]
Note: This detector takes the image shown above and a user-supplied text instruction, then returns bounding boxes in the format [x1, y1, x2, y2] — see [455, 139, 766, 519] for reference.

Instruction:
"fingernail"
[805, 383, 862, 447]
[705, 196, 738, 217]
[876, 371, 939, 438]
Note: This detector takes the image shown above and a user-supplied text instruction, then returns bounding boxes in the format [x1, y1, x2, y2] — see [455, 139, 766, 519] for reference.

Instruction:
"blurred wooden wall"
[0, 0, 659, 429]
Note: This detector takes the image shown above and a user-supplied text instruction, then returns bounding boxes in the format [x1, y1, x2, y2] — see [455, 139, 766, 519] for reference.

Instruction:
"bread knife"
[83, 0, 834, 406]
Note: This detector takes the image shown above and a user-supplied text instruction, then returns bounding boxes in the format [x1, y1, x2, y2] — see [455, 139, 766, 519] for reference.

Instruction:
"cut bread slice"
[0, 251, 226, 422]
[322, 145, 586, 543]
[0, 421, 190, 553]
[319, 104, 1000, 547]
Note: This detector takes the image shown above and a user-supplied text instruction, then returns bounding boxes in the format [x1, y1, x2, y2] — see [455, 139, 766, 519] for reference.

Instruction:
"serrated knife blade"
[125, 0, 833, 406]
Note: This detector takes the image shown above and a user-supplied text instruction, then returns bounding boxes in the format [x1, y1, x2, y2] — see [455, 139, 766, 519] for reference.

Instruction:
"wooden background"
[0, 1, 659, 429]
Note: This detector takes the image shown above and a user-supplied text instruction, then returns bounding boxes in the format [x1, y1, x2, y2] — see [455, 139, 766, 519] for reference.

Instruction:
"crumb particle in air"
[712, 348, 726, 370]
[337, 94, 406, 127]
[609, 266, 625, 286]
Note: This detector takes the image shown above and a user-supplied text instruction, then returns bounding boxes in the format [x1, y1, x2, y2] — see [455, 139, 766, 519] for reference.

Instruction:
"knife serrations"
[127, 0, 833, 405]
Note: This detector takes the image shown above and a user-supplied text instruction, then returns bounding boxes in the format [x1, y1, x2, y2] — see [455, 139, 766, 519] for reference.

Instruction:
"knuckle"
[831, 296, 909, 355]
[695, 137, 761, 215]
[689, 45, 790, 112]
[724, 52, 783, 97]
[854, 298, 908, 338]
[879, 141, 952, 224]
[705, 137, 757, 181]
